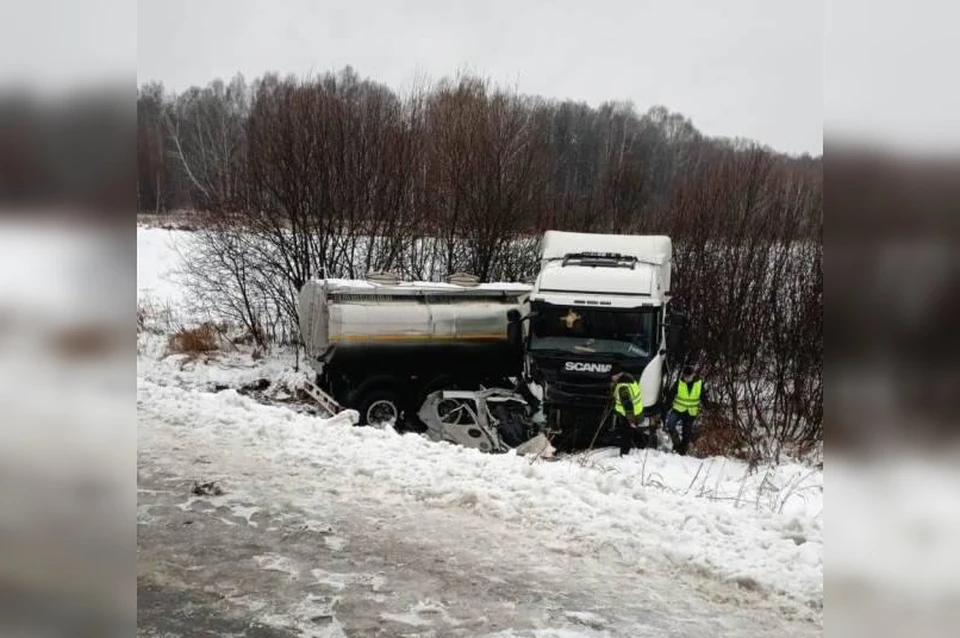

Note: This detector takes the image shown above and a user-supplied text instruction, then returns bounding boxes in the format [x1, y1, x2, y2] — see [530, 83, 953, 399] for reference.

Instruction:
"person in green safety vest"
[664, 365, 711, 455]
[610, 371, 645, 456]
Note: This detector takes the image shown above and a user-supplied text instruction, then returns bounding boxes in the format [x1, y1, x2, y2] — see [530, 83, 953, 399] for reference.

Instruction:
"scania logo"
[564, 361, 612, 373]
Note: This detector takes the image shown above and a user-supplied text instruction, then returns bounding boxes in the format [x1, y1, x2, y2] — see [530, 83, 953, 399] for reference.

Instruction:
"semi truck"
[298, 231, 682, 451]
[523, 231, 676, 449]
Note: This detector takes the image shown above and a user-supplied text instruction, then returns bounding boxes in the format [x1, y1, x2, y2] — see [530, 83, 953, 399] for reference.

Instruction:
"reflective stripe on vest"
[672, 379, 702, 416]
[614, 381, 643, 416]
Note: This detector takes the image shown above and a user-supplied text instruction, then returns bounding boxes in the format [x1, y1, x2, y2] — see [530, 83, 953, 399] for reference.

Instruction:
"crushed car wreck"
[417, 388, 541, 453]
[418, 388, 539, 452]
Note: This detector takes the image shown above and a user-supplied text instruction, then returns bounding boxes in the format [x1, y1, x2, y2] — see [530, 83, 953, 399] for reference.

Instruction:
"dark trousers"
[666, 409, 697, 455]
[614, 413, 635, 456]
[615, 414, 656, 455]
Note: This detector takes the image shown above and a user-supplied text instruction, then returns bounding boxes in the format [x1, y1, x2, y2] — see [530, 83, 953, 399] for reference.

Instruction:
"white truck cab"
[524, 231, 674, 448]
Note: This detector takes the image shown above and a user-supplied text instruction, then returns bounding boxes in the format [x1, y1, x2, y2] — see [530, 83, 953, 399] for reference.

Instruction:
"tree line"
[138, 66, 822, 458]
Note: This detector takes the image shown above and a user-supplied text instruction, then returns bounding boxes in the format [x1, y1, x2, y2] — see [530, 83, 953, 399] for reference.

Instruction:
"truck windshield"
[529, 304, 658, 358]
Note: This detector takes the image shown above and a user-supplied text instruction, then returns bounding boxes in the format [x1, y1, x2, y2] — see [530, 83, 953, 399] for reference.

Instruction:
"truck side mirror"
[666, 313, 687, 354]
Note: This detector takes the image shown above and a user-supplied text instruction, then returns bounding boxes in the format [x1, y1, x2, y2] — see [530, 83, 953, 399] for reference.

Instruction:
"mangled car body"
[417, 388, 535, 452]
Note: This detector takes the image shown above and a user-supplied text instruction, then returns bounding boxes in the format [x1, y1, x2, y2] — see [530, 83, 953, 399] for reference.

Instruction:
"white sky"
[137, 0, 824, 156]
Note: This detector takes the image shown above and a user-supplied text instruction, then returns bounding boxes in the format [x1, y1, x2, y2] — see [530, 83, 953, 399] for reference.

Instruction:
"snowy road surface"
[137, 379, 821, 637]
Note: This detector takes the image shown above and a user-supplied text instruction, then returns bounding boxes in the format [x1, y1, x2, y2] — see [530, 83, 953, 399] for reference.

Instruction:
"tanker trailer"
[298, 277, 531, 427]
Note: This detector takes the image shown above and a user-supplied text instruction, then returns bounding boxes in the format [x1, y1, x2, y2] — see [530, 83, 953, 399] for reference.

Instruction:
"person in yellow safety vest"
[611, 371, 645, 456]
[664, 365, 710, 455]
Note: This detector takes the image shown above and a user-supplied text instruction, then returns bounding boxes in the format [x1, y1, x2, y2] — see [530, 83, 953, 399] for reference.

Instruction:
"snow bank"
[137, 331, 310, 395]
[138, 379, 822, 611]
[137, 226, 191, 311]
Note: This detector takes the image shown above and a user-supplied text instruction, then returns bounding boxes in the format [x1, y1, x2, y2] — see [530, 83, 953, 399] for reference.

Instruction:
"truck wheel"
[358, 390, 402, 428]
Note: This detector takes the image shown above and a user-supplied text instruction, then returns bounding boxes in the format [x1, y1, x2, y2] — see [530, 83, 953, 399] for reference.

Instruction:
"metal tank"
[298, 277, 531, 424]
[300, 278, 530, 366]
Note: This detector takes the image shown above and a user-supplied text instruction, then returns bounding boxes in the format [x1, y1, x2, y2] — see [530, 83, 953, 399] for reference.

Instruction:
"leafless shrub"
[137, 296, 179, 335]
[663, 146, 822, 461]
[167, 322, 219, 355]
[692, 413, 757, 463]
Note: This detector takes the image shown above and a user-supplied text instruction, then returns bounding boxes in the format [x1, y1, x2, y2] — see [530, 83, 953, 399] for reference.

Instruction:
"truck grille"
[546, 378, 610, 406]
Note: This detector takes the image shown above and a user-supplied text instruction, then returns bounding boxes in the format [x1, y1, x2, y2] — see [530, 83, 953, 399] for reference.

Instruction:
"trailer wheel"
[358, 390, 402, 428]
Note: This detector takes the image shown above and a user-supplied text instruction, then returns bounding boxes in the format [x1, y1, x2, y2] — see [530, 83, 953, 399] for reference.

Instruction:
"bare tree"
[164, 75, 249, 210]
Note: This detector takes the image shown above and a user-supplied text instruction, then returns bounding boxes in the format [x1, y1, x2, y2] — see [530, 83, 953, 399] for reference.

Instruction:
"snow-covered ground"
[137, 223, 823, 636]
[138, 225, 191, 313]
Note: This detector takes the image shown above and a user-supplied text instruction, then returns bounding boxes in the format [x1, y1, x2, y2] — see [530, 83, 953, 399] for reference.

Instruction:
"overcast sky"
[137, 0, 822, 156]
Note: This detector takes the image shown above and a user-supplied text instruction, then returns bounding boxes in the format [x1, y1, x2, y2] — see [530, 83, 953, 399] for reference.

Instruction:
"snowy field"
[137, 224, 823, 636]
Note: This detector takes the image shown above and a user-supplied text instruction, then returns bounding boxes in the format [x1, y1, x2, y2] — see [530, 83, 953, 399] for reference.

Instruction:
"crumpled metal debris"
[417, 388, 538, 454]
